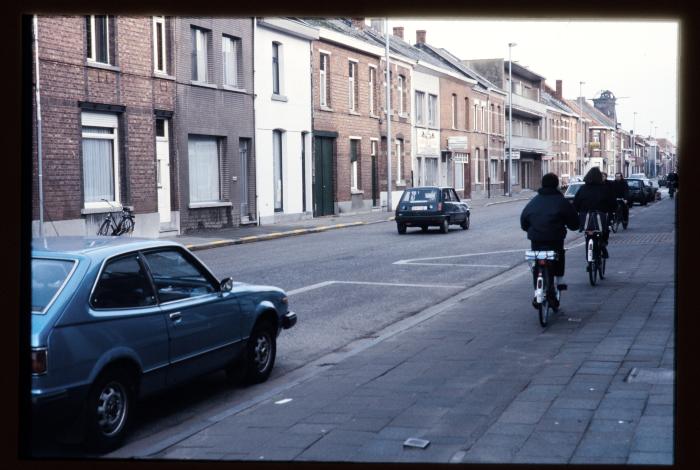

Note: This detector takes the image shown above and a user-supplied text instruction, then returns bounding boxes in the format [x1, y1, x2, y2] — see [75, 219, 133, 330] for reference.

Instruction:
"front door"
[313, 136, 335, 216]
[522, 161, 533, 189]
[156, 119, 171, 224]
[239, 139, 249, 218]
[371, 155, 378, 207]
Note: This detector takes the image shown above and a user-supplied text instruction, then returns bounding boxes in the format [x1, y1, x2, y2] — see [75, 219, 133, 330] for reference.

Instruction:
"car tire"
[642, 198, 648, 206]
[397, 223, 407, 234]
[243, 320, 276, 384]
[461, 215, 470, 230]
[421, 225, 428, 233]
[440, 218, 449, 234]
[84, 368, 135, 453]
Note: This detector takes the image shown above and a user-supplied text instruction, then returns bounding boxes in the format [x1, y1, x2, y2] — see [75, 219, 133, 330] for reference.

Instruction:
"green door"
[314, 136, 335, 216]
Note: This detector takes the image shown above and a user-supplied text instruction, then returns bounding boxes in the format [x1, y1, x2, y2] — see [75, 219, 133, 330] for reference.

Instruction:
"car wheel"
[642, 198, 647, 206]
[84, 368, 135, 453]
[244, 320, 276, 384]
[460, 215, 470, 230]
[421, 225, 428, 233]
[440, 218, 449, 234]
[397, 223, 407, 234]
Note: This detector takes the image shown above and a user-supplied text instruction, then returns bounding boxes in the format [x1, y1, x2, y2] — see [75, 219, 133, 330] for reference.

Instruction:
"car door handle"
[169, 312, 182, 322]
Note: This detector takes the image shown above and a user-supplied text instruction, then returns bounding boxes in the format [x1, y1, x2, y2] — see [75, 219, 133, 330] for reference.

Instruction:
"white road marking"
[287, 280, 465, 296]
[394, 248, 525, 265]
[397, 262, 511, 268]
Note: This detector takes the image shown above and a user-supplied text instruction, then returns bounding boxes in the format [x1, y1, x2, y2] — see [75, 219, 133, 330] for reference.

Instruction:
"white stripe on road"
[397, 262, 511, 268]
[287, 280, 465, 296]
[394, 248, 525, 265]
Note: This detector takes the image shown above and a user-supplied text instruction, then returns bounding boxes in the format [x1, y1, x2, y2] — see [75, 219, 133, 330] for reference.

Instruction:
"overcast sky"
[387, 19, 678, 145]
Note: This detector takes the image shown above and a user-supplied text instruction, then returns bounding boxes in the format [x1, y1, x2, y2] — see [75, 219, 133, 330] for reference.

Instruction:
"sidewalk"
[169, 192, 535, 251]
[140, 202, 674, 464]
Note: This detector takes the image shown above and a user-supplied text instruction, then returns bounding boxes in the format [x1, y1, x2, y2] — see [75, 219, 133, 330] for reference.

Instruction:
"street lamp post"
[631, 111, 636, 176]
[385, 19, 392, 212]
[507, 42, 516, 197]
[578, 81, 584, 176]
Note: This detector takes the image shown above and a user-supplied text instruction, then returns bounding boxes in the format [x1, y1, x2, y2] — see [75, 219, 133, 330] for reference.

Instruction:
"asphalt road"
[33, 192, 667, 457]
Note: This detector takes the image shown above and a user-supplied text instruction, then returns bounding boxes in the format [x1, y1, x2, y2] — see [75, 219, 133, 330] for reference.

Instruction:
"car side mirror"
[220, 277, 234, 292]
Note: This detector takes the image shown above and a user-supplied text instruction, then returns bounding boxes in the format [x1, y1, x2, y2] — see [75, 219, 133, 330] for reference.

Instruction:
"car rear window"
[401, 188, 439, 203]
[628, 180, 641, 188]
[565, 184, 583, 196]
[32, 258, 77, 314]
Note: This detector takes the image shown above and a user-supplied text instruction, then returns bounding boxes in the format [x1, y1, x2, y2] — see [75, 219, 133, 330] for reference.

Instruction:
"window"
[191, 27, 209, 82]
[348, 61, 358, 111]
[424, 157, 439, 186]
[454, 161, 464, 190]
[465, 98, 469, 129]
[222, 35, 242, 88]
[398, 75, 406, 115]
[474, 148, 481, 183]
[142, 249, 216, 303]
[371, 139, 378, 158]
[451, 94, 457, 129]
[473, 104, 478, 131]
[543, 159, 550, 174]
[153, 16, 167, 74]
[86, 15, 110, 64]
[415, 91, 425, 125]
[32, 259, 76, 314]
[490, 159, 498, 181]
[273, 130, 283, 211]
[320, 53, 330, 107]
[490, 104, 495, 133]
[369, 66, 376, 115]
[497, 105, 501, 133]
[188, 136, 220, 203]
[428, 94, 438, 127]
[350, 139, 359, 190]
[395, 139, 403, 182]
[91, 254, 156, 309]
[81, 112, 119, 208]
[272, 42, 281, 95]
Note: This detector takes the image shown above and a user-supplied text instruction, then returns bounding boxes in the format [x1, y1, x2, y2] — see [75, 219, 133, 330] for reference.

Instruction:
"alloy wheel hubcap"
[254, 334, 271, 371]
[96, 382, 127, 436]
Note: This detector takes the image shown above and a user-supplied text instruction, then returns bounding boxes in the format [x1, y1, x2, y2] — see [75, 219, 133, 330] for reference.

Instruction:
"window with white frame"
[320, 53, 330, 107]
[191, 27, 210, 82]
[369, 66, 376, 115]
[348, 61, 358, 111]
[86, 15, 111, 64]
[474, 148, 481, 183]
[350, 139, 360, 191]
[497, 105, 502, 133]
[222, 35, 242, 88]
[543, 159, 550, 174]
[153, 16, 167, 74]
[451, 94, 457, 129]
[398, 75, 406, 115]
[415, 91, 425, 125]
[465, 98, 469, 129]
[81, 112, 119, 208]
[272, 42, 281, 95]
[395, 138, 403, 182]
[512, 161, 520, 184]
[454, 160, 464, 190]
[473, 104, 478, 131]
[490, 159, 498, 182]
[273, 130, 284, 211]
[188, 136, 221, 203]
[428, 94, 438, 127]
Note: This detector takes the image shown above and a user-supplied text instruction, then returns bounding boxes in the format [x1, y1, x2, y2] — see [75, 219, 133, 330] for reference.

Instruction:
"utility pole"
[385, 19, 392, 212]
[507, 43, 516, 197]
[631, 111, 636, 176]
[578, 81, 584, 176]
[34, 15, 44, 238]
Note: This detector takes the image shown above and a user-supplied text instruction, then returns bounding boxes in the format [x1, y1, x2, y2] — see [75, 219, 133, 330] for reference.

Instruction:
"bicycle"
[609, 198, 628, 233]
[525, 249, 562, 327]
[583, 211, 606, 286]
[97, 199, 135, 236]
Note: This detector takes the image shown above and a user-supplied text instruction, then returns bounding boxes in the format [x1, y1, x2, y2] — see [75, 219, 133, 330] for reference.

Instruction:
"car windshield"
[32, 258, 77, 313]
[565, 184, 583, 196]
[401, 188, 439, 203]
[628, 180, 641, 188]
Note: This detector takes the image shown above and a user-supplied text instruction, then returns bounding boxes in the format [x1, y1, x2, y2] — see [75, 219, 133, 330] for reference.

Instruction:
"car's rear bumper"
[396, 214, 448, 226]
[31, 385, 88, 428]
[282, 311, 297, 329]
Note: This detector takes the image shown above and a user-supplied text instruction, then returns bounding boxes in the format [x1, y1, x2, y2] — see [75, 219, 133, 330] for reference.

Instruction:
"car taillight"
[32, 348, 47, 375]
[437, 203, 443, 211]
[537, 260, 547, 266]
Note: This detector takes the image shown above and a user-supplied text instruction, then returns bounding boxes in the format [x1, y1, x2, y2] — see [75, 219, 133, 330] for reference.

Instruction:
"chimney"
[351, 18, 366, 30]
[416, 30, 426, 44]
[555, 80, 563, 100]
[393, 26, 404, 39]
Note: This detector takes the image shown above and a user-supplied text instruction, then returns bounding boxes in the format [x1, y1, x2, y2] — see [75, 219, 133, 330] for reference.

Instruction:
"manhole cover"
[625, 367, 674, 384]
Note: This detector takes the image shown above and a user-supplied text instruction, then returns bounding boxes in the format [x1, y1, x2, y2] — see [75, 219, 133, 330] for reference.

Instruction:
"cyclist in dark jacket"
[573, 167, 616, 258]
[520, 173, 580, 298]
[612, 172, 630, 221]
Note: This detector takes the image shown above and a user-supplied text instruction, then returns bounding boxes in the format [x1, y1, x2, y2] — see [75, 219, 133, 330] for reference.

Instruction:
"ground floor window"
[454, 161, 465, 190]
[474, 148, 481, 183]
[81, 111, 119, 208]
[424, 157, 439, 186]
[188, 135, 221, 203]
[350, 138, 360, 191]
[273, 130, 284, 211]
[489, 159, 499, 182]
[542, 159, 550, 175]
[511, 161, 520, 185]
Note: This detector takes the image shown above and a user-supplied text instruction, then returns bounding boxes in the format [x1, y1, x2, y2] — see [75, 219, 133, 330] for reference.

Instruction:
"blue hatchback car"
[31, 237, 296, 452]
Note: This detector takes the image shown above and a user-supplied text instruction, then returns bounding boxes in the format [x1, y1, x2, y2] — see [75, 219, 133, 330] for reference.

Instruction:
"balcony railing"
[510, 92, 548, 117]
[512, 135, 549, 153]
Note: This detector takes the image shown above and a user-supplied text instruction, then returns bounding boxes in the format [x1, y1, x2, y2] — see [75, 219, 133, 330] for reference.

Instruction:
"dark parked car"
[564, 182, 584, 204]
[31, 237, 296, 451]
[627, 178, 652, 205]
[395, 186, 470, 234]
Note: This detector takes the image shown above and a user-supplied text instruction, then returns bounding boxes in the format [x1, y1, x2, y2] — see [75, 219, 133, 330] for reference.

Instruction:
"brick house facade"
[32, 15, 175, 237]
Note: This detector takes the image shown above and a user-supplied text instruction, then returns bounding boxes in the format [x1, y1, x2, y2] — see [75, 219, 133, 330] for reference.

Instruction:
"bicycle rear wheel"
[120, 217, 135, 235]
[588, 260, 598, 286]
[538, 266, 551, 327]
[97, 218, 112, 236]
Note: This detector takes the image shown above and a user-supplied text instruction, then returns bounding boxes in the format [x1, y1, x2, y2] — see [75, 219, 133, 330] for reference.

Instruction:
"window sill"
[272, 94, 288, 102]
[220, 84, 246, 93]
[370, 114, 380, 120]
[399, 113, 409, 119]
[395, 180, 407, 187]
[319, 106, 334, 112]
[351, 189, 364, 195]
[81, 204, 127, 215]
[153, 72, 176, 81]
[190, 80, 218, 90]
[349, 110, 361, 116]
[188, 201, 233, 209]
[86, 61, 120, 72]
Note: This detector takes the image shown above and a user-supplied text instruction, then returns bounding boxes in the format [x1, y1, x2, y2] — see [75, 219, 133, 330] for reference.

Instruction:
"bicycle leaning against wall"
[96, 199, 135, 236]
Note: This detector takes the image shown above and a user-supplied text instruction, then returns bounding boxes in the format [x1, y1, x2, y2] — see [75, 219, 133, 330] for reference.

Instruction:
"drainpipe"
[253, 17, 261, 226]
[486, 94, 490, 197]
[385, 19, 392, 212]
[33, 15, 44, 238]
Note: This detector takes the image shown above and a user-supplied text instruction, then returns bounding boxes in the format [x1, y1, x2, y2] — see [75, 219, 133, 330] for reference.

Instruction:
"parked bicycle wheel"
[97, 218, 113, 236]
[120, 217, 135, 235]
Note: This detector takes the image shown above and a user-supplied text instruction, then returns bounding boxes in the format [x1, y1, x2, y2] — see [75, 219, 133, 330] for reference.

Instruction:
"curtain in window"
[94, 16, 109, 63]
[272, 43, 280, 94]
[223, 36, 240, 87]
[273, 131, 283, 211]
[82, 129, 114, 203]
[188, 137, 219, 202]
[192, 29, 207, 82]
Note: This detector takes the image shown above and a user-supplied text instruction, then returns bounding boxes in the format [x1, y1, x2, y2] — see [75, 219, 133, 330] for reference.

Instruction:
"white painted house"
[411, 68, 441, 188]
[254, 18, 319, 224]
